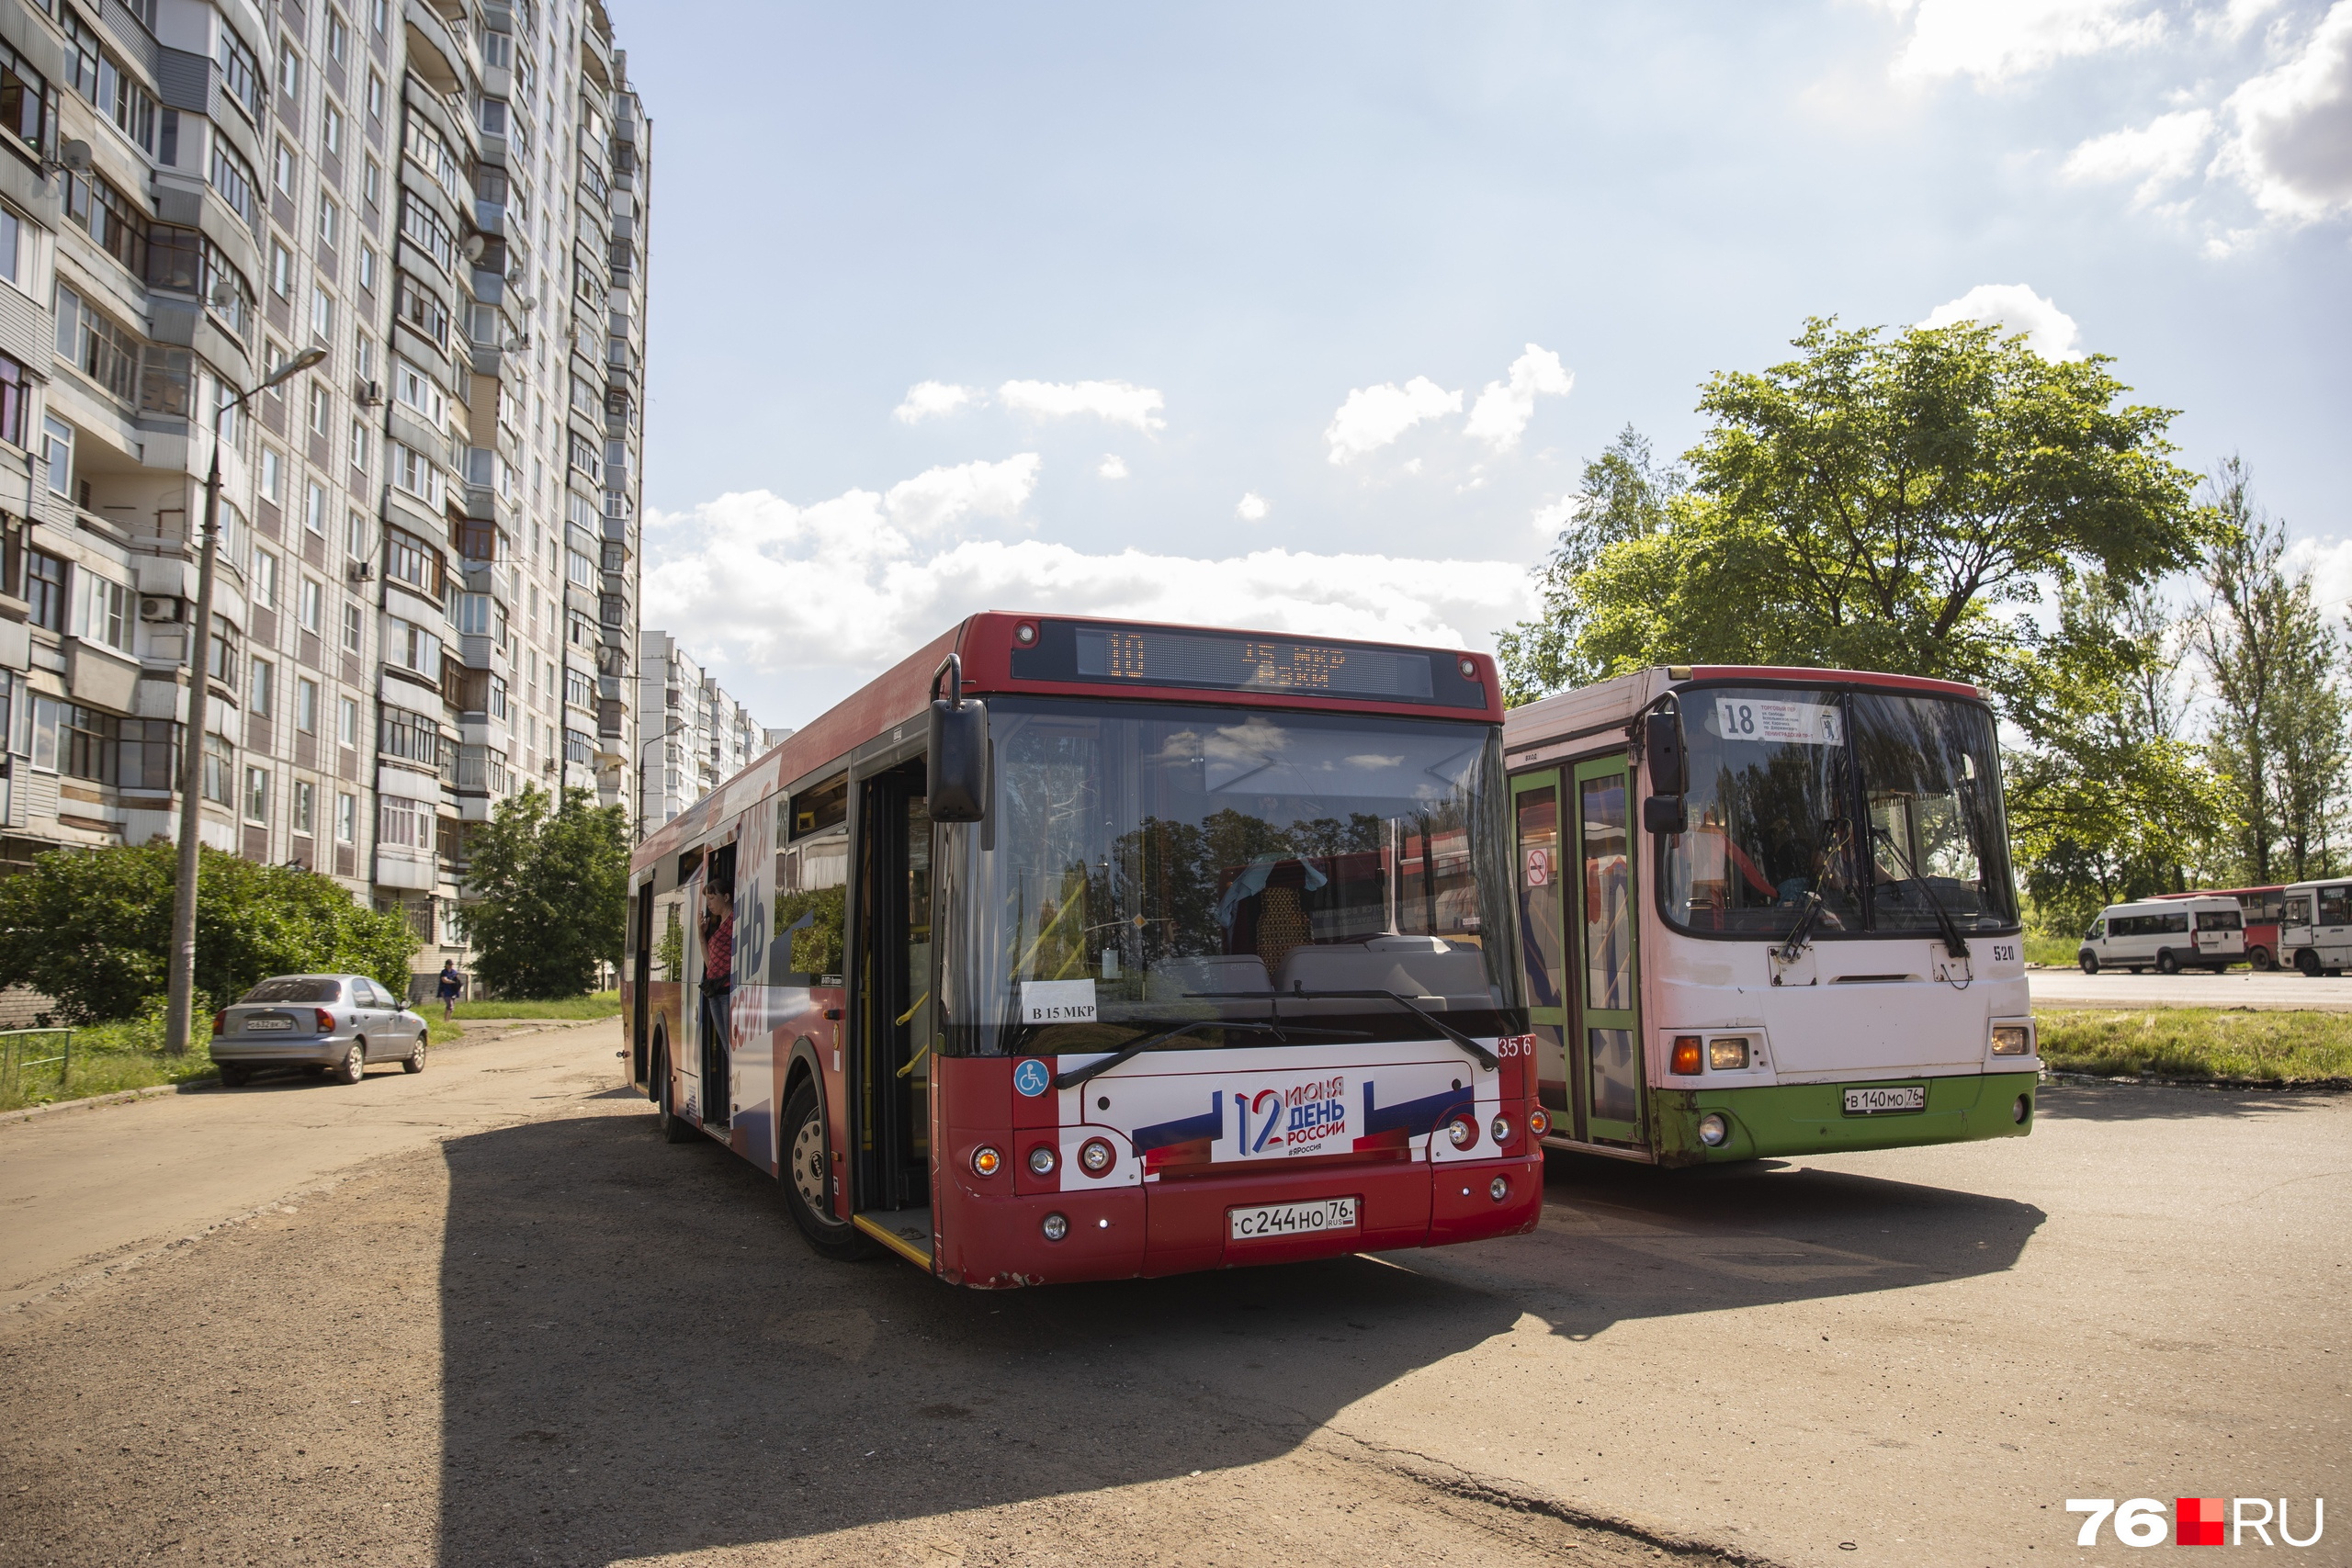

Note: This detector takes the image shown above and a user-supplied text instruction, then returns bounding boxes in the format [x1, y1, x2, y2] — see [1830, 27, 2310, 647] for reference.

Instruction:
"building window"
[338, 694, 360, 747]
[244, 765, 270, 821]
[218, 26, 261, 121]
[564, 667, 593, 708]
[395, 273, 449, 346]
[63, 703, 120, 784]
[386, 616, 443, 677]
[249, 657, 273, 716]
[311, 286, 334, 345]
[210, 138, 258, 225]
[393, 355, 447, 422]
[251, 548, 278, 608]
[299, 577, 322, 632]
[138, 346, 191, 418]
[397, 193, 455, 272]
[260, 446, 283, 503]
[55, 286, 139, 403]
[366, 69, 384, 122]
[383, 526, 443, 594]
[292, 779, 314, 834]
[26, 549, 64, 631]
[0, 350, 27, 446]
[357, 243, 378, 294]
[342, 601, 363, 654]
[309, 381, 333, 437]
[207, 615, 236, 682]
[336, 791, 356, 842]
[379, 706, 442, 766]
[202, 733, 232, 804]
[270, 241, 293, 299]
[564, 728, 594, 766]
[0, 206, 18, 287]
[318, 193, 341, 249]
[297, 675, 320, 732]
[273, 140, 297, 201]
[489, 672, 509, 720]
[390, 443, 445, 508]
[568, 431, 602, 482]
[277, 40, 300, 100]
[79, 573, 130, 651]
[349, 418, 370, 473]
[565, 546, 594, 589]
[41, 415, 72, 493]
[119, 718, 180, 792]
[305, 479, 327, 534]
[379, 794, 422, 849]
[326, 12, 349, 67]
[346, 510, 368, 559]
[401, 118, 458, 192]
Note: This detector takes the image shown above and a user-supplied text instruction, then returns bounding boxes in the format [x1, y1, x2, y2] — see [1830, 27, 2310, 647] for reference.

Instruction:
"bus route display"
[1009, 621, 1487, 707]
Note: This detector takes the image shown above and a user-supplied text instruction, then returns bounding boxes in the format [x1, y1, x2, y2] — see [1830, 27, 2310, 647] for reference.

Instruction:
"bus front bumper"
[1653, 1071, 2040, 1166]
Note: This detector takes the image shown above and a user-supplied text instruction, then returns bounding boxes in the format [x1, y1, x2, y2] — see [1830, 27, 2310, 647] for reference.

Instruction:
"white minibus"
[2076, 896, 2245, 975]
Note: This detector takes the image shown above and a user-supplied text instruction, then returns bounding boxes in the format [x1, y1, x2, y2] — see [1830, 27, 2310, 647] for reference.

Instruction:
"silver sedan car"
[210, 974, 430, 1087]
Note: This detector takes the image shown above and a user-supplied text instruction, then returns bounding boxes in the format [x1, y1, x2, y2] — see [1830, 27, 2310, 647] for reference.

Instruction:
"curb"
[0, 1016, 615, 1128]
[2040, 1068, 2352, 1094]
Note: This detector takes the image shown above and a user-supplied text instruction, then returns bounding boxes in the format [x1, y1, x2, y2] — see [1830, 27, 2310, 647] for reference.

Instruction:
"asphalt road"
[1, 1024, 2344, 1567]
[2030, 965, 2352, 1010]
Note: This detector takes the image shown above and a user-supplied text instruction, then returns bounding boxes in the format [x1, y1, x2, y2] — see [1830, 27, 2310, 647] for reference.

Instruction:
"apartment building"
[0, 0, 650, 992]
[634, 628, 785, 835]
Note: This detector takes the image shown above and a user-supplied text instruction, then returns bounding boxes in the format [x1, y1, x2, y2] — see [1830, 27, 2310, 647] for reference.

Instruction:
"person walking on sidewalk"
[435, 962, 463, 1022]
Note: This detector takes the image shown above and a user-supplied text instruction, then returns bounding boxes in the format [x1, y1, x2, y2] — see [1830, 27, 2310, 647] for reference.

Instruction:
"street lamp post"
[164, 346, 330, 1055]
[636, 716, 683, 840]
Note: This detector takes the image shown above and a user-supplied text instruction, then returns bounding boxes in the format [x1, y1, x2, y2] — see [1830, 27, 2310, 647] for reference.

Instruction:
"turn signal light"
[314, 1008, 335, 1033]
[1527, 1107, 1551, 1139]
[1027, 1145, 1057, 1177]
[211, 1010, 225, 1036]
[1078, 1137, 1114, 1176]
[1670, 1036, 1703, 1075]
[970, 1145, 1002, 1177]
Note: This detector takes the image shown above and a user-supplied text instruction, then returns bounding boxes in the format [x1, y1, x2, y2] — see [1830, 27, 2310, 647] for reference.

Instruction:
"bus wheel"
[780, 1077, 873, 1261]
[2078, 953, 2098, 975]
[2296, 949, 2322, 977]
[2250, 946, 2275, 972]
[655, 1045, 695, 1144]
[2155, 950, 2179, 975]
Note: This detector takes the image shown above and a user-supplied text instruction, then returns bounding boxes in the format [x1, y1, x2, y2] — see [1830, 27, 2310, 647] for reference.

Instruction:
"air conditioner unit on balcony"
[356, 378, 385, 408]
[347, 560, 374, 582]
[138, 595, 184, 622]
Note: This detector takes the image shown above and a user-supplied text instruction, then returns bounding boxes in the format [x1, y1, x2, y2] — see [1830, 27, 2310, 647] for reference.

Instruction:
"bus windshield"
[1659, 685, 2018, 939]
[943, 698, 1521, 1055]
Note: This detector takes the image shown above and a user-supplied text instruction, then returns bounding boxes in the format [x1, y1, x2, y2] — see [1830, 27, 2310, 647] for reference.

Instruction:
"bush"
[462, 785, 628, 998]
[0, 842, 414, 1023]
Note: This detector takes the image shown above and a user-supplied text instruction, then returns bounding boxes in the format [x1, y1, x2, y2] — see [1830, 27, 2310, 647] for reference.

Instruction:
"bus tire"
[2155, 950, 2179, 975]
[2250, 945, 2275, 972]
[655, 1043, 695, 1144]
[780, 1077, 873, 1261]
[2078, 952, 2098, 975]
[2297, 949, 2322, 977]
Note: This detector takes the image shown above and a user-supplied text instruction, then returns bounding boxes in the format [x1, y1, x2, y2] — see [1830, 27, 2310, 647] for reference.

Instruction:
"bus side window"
[650, 889, 685, 982]
[2321, 887, 2350, 926]
[773, 832, 849, 982]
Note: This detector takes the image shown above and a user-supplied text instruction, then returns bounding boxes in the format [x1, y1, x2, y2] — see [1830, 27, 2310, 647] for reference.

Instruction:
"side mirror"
[1644, 705, 1688, 797]
[1643, 795, 1687, 836]
[926, 654, 988, 822]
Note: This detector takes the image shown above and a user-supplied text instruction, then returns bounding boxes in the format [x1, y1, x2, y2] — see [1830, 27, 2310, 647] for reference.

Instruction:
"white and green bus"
[1504, 665, 2039, 1167]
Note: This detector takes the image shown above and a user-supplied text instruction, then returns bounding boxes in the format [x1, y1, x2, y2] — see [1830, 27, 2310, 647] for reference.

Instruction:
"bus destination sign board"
[1008, 621, 1487, 708]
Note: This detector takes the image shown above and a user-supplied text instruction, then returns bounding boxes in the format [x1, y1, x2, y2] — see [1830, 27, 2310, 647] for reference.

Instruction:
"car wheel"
[403, 1033, 427, 1074]
[655, 1045, 695, 1144]
[218, 1064, 252, 1088]
[780, 1077, 872, 1260]
[332, 1041, 367, 1085]
[2155, 950, 2179, 975]
[2250, 945, 2275, 972]
[2079, 953, 2098, 975]
[2297, 948, 2322, 976]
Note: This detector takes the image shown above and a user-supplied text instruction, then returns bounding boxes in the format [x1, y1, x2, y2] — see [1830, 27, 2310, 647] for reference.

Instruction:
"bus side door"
[1572, 756, 1644, 1147]
[1511, 771, 1572, 1135]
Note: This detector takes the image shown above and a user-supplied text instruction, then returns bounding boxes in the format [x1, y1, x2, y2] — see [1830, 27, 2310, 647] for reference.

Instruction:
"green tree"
[2193, 457, 2348, 886]
[461, 784, 629, 997]
[0, 842, 413, 1025]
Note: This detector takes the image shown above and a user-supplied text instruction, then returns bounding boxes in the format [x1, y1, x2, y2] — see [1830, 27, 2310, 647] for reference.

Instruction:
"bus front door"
[1511, 771, 1572, 1137]
[852, 762, 934, 1254]
[1572, 757, 1645, 1148]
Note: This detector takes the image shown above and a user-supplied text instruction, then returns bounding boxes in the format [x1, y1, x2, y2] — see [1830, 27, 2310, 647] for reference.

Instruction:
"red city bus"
[621, 614, 1540, 1287]
[2152, 886, 2286, 970]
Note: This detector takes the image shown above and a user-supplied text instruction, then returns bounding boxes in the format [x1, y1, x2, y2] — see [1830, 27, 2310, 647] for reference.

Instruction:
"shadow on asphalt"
[435, 1109, 1532, 1563]
[1377, 1150, 2047, 1343]
[2032, 1079, 2349, 1123]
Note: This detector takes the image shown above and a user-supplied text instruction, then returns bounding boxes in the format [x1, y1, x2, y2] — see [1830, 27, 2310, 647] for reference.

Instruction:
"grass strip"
[449, 991, 621, 1021]
[2036, 1006, 2352, 1084]
[2024, 931, 2082, 967]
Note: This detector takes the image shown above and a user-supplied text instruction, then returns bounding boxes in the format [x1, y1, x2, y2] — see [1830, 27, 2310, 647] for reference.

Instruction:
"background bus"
[622, 614, 1542, 1286]
[1503, 665, 2038, 1167]
[2152, 886, 2284, 970]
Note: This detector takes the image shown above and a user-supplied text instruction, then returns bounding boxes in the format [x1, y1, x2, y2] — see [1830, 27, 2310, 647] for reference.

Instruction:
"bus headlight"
[1697, 1112, 1730, 1147]
[970, 1146, 1002, 1177]
[1041, 1213, 1068, 1242]
[1027, 1145, 1057, 1177]
[1708, 1037, 1750, 1070]
[1447, 1117, 1477, 1149]
[1992, 1024, 2032, 1056]
[1488, 1176, 1510, 1202]
[1490, 1114, 1512, 1145]
[1078, 1137, 1114, 1176]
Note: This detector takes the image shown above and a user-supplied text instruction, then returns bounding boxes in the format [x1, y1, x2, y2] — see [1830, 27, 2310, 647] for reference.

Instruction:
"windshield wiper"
[1871, 826, 1971, 960]
[1774, 818, 1853, 967]
[1189, 988, 1501, 1072]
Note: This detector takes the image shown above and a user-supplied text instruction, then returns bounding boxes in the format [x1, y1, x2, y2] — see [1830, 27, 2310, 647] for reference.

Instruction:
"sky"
[611, 0, 2352, 730]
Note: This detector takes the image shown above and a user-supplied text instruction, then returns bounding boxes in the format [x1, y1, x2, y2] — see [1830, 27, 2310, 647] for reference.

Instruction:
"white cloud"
[1876, 0, 2166, 83]
[2288, 534, 2352, 623]
[1919, 283, 2084, 357]
[1324, 377, 1463, 464]
[881, 454, 1042, 534]
[998, 379, 1167, 431]
[2211, 1, 2352, 226]
[892, 380, 981, 423]
[2063, 107, 2216, 204]
[1236, 492, 1269, 521]
[1463, 344, 1575, 454]
[644, 483, 1539, 727]
[1097, 454, 1128, 479]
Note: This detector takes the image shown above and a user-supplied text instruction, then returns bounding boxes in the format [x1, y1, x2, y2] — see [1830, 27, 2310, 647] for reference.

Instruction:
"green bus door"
[1511, 772, 1571, 1132]
[1572, 757, 1645, 1145]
